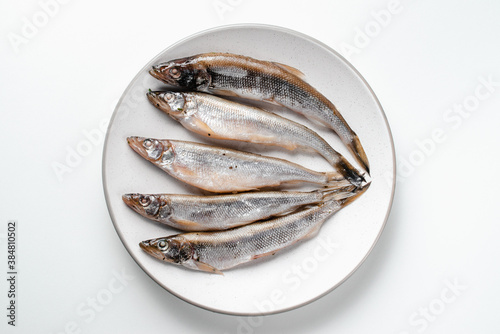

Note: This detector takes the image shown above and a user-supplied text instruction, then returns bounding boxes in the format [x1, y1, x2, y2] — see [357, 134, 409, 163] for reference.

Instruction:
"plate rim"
[102, 23, 396, 316]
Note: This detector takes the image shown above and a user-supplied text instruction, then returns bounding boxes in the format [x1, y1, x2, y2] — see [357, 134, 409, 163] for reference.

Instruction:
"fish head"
[127, 137, 176, 166]
[122, 193, 170, 219]
[150, 57, 210, 90]
[146, 91, 188, 119]
[122, 194, 172, 221]
[140, 236, 193, 265]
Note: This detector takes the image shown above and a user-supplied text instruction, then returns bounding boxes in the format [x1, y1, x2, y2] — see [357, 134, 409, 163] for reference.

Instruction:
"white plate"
[102, 24, 395, 315]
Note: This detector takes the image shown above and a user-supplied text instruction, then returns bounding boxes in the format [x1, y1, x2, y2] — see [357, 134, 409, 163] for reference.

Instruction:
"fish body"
[139, 184, 368, 273]
[127, 137, 350, 193]
[147, 91, 364, 186]
[149, 53, 370, 173]
[122, 188, 350, 231]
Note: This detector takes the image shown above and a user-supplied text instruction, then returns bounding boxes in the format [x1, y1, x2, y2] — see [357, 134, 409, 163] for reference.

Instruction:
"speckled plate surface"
[102, 24, 395, 315]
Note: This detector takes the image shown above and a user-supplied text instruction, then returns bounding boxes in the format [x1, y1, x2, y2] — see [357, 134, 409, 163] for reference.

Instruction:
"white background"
[1, 0, 499, 333]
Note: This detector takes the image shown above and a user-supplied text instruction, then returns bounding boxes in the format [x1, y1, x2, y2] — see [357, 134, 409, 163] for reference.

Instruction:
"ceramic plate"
[102, 24, 395, 315]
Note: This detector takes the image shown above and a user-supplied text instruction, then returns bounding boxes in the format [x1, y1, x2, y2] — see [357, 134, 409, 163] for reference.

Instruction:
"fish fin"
[194, 261, 224, 275]
[211, 89, 241, 97]
[252, 250, 279, 260]
[169, 218, 203, 231]
[245, 134, 298, 150]
[230, 188, 259, 193]
[241, 187, 260, 192]
[185, 117, 217, 139]
[279, 142, 299, 151]
[303, 224, 323, 240]
[326, 170, 345, 182]
[272, 62, 307, 81]
[262, 97, 283, 106]
[173, 166, 198, 177]
[211, 184, 260, 193]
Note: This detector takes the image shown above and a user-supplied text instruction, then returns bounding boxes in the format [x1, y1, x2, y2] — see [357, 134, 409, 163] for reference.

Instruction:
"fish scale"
[150, 52, 370, 174]
[147, 91, 365, 186]
[139, 184, 369, 274]
[123, 190, 334, 231]
[127, 137, 350, 193]
[188, 203, 335, 271]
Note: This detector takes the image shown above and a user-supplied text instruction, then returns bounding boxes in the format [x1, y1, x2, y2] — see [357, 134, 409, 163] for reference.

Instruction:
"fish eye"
[139, 196, 151, 207]
[143, 139, 153, 148]
[165, 93, 174, 102]
[169, 67, 181, 79]
[158, 240, 168, 250]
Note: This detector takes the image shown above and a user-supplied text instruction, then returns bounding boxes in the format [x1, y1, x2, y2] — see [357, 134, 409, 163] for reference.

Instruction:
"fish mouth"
[140, 240, 168, 261]
[146, 90, 160, 104]
[146, 91, 174, 114]
[127, 136, 163, 161]
[139, 241, 164, 260]
[127, 136, 148, 159]
[122, 194, 141, 212]
[139, 241, 149, 251]
[149, 67, 163, 81]
[149, 66, 177, 86]
[127, 136, 170, 162]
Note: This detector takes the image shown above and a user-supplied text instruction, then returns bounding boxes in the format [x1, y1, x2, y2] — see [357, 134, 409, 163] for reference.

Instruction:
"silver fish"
[127, 137, 351, 193]
[139, 183, 369, 274]
[149, 52, 370, 174]
[122, 187, 353, 231]
[146, 91, 364, 186]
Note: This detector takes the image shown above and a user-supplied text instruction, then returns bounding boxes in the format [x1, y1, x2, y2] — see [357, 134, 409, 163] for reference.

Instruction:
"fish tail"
[346, 134, 370, 175]
[331, 156, 367, 188]
[323, 181, 371, 207]
[318, 184, 357, 198]
[324, 173, 353, 189]
[320, 134, 365, 188]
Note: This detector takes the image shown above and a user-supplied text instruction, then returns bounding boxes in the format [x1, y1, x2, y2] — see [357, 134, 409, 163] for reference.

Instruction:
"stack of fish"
[122, 53, 371, 274]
